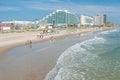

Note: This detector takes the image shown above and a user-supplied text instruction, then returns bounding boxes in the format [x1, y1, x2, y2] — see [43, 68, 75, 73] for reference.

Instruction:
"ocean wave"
[45, 35, 106, 80]
[46, 56, 120, 80]
[100, 29, 118, 34]
[45, 30, 120, 80]
[54, 59, 120, 80]
[81, 36, 106, 45]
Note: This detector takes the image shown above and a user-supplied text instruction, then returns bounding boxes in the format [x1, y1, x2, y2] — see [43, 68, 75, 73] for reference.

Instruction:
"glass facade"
[40, 10, 78, 27]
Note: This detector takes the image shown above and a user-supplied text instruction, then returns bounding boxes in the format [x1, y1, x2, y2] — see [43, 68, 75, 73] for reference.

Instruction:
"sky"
[0, 0, 120, 24]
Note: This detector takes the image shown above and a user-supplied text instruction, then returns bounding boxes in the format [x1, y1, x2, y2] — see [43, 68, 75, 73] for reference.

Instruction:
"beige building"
[93, 14, 106, 26]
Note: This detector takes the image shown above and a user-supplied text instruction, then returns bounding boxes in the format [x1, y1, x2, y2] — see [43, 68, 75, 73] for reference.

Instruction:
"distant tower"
[93, 14, 107, 26]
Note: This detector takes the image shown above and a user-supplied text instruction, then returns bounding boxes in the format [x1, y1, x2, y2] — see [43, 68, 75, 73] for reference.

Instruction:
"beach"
[0, 27, 107, 53]
[0, 27, 112, 80]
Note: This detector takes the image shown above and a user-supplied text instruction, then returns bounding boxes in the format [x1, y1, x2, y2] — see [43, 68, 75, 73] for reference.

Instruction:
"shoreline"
[0, 27, 114, 80]
[0, 27, 111, 54]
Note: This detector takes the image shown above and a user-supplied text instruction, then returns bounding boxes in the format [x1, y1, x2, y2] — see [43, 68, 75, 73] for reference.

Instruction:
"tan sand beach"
[0, 27, 112, 80]
[0, 27, 108, 53]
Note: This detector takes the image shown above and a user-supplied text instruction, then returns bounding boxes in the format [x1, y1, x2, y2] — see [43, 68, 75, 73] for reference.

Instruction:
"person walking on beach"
[29, 40, 32, 48]
[26, 40, 32, 48]
[29, 40, 32, 44]
[50, 36, 55, 42]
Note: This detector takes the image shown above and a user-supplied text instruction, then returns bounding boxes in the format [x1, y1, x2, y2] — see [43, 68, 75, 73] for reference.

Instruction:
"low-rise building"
[2, 20, 35, 30]
[0, 23, 12, 31]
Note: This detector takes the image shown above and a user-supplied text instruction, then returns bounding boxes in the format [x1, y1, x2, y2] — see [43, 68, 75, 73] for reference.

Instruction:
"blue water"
[45, 28, 120, 80]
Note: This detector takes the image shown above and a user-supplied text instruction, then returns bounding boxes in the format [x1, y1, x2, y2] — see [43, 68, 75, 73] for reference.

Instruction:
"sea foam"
[45, 29, 120, 80]
[100, 29, 118, 34]
[45, 35, 105, 80]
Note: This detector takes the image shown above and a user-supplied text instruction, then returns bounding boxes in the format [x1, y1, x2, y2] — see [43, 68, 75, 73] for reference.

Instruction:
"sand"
[0, 27, 106, 53]
[0, 27, 112, 80]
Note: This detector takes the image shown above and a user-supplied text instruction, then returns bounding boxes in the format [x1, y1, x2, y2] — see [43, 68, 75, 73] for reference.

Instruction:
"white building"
[2, 20, 34, 26]
[0, 23, 12, 31]
[39, 9, 78, 27]
[80, 15, 93, 26]
[93, 14, 106, 26]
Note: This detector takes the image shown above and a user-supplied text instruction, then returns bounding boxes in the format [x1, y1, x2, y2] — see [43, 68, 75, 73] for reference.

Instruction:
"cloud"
[49, 0, 61, 2]
[49, 0, 71, 3]
[26, 2, 119, 13]
[0, 6, 19, 11]
[27, 4, 64, 11]
[23, 0, 64, 11]
[68, 5, 118, 13]
[22, 0, 120, 18]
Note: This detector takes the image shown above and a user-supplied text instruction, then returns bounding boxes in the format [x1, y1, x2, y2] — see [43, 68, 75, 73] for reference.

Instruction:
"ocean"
[45, 28, 120, 80]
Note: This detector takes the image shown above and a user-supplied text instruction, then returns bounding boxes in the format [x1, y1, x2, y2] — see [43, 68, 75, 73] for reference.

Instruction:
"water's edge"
[45, 28, 120, 80]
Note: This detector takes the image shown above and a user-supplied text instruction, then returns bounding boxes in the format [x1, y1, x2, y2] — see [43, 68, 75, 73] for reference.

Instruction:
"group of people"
[27, 40, 32, 44]
[26, 33, 56, 48]
[36, 34, 44, 39]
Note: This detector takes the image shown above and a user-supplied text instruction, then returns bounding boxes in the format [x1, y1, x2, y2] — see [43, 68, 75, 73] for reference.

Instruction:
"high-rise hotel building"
[93, 14, 106, 26]
[80, 15, 93, 26]
[80, 14, 106, 26]
[39, 10, 78, 27]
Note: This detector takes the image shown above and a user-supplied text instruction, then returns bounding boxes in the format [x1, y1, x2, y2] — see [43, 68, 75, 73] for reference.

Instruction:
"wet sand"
[0, 27, 112, 80]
